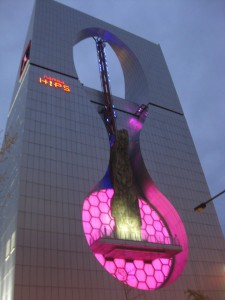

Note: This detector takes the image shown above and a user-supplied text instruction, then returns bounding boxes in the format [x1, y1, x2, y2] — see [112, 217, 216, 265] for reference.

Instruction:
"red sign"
[39, 75, 71, 92]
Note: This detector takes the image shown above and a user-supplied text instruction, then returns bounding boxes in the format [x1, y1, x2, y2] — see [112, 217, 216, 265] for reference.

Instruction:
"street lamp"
[194, 189, 225, 212]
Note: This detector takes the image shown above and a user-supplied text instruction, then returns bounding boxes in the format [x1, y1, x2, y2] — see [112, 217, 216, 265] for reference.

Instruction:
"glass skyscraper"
[0, 0, 224, 299]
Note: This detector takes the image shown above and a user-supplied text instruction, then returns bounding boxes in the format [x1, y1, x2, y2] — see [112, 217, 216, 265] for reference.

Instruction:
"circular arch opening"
[73, 37, 125, 99]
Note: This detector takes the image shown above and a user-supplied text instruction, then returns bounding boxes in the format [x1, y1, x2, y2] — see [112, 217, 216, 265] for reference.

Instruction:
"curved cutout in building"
[73, 37, 125, 99]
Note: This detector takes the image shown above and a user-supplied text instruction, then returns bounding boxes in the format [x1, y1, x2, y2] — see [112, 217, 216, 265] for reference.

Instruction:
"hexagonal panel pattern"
[82, 189, 173, 290]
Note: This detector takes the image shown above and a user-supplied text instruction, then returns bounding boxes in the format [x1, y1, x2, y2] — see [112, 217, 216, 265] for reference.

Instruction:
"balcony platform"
[91, 237, 182, 261]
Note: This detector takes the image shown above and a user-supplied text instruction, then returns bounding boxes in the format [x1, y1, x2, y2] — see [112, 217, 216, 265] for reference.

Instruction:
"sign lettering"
[39, 75, 71, 93]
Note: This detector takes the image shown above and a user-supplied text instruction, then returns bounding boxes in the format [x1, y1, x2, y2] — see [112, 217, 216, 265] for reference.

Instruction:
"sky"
[0, 0, 224, 236]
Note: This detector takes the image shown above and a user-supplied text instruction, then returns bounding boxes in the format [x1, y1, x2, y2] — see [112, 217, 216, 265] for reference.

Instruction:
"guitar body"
[82, 100, 188, 290]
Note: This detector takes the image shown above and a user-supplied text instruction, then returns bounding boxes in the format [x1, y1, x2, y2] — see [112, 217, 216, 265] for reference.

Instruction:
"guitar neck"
[95, 37, 117, 146]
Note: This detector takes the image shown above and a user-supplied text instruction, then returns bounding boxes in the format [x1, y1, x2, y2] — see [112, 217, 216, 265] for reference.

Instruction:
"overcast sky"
[0, 0, 224, 236]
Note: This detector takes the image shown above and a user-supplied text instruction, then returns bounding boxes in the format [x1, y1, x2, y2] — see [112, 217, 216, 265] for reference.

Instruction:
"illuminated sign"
[39, 75, 71, 92]
[20, 41, 31, 79]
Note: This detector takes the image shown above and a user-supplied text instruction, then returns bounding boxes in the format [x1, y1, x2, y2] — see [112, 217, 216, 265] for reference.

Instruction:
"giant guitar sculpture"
[82, 38, 188, 290]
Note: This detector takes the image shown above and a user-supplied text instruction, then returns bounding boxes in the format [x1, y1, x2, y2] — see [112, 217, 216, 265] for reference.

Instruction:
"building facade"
[0, 0, 224, 299]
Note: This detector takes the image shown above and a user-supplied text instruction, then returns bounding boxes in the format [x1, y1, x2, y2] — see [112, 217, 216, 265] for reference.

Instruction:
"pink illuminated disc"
[82, 189, 173, 290]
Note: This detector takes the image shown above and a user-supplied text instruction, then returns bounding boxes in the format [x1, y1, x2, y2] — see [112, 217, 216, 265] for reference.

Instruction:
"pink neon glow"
[136, 269, 146, 281]
[143, 183, 188, 286]
[82, 189, 173, 290]
[144, 263, 154, 275]
[90, 206, 99, 217]
[115, 258, 125, 268]
[128, 118, 143, 131]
